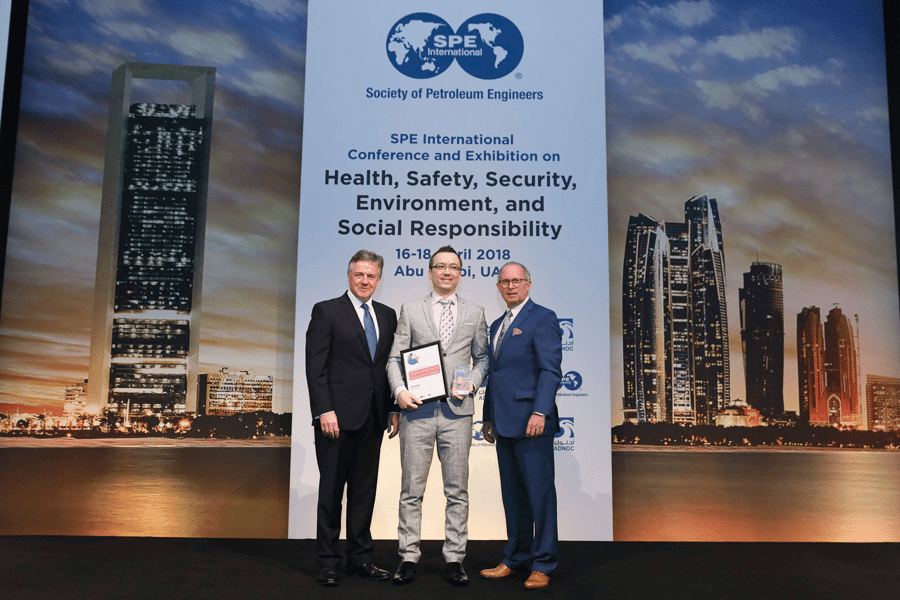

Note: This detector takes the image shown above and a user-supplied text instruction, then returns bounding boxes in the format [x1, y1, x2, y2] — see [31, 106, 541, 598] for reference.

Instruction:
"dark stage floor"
[2, 538, 899, 600]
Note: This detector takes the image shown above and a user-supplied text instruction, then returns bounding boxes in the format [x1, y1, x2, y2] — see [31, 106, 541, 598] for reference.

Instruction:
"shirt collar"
[431, 291, 457, 306]
[347, 289, 373, 309]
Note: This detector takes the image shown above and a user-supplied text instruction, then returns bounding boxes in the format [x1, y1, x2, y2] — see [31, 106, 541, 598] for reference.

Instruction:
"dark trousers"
[495, 433, 559, 575]
[314, 414, 383, 569]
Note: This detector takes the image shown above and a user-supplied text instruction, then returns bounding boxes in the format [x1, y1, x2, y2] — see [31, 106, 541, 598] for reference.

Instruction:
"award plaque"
[400, 341, 448, 403]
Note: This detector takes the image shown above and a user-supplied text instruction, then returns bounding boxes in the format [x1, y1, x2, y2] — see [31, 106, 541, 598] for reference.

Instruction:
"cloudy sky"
[1, 0, 898, 425]
[605, 0, 899, 422]
[0, 0, 307, 412]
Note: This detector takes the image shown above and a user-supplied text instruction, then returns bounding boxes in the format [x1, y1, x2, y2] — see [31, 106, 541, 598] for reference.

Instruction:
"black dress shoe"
[348, 563, 390, 581]
[317, 566, 339, 587]
[393, 561, 417, 585]
[446, 562, 469, 586]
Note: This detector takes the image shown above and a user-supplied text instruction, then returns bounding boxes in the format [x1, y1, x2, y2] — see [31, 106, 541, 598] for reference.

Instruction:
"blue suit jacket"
[483, 299, 563, 438]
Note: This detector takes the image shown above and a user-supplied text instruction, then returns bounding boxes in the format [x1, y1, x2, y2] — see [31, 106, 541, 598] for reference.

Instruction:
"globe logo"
[386, 13, 455, 79]
[559, 371, 583, 391]
[386, 13, 524, 79]
[455, 14, 524, 80]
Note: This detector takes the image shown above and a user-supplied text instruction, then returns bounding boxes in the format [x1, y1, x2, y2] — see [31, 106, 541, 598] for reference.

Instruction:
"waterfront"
[0, 447, 290, 537]
[613, 446, 900, 542]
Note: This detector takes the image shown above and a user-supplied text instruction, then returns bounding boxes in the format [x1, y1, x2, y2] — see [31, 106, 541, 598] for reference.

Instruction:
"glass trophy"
[451, 365, 471, 397]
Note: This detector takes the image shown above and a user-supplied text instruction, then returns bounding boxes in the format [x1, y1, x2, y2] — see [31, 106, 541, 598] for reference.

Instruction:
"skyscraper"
[824, 307, 859, 427]
[623, 214, 667, 422]
[685, 195, 730, 424]
[739, 262, 784, 419]
[664, 221, 693, 423]
[622, 195, 730, 424]
[797, 306, 828, 425]
[88, 63, 215, 416]
[865, 375, 900, 432]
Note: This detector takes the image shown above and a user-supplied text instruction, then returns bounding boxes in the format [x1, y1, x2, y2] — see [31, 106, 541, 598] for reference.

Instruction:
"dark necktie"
[362, 303, 377, 360]
[495, 309, 513, 357]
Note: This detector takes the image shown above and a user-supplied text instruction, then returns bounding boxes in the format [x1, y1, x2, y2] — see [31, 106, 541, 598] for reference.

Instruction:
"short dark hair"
[497, 261, 531, 282]
[429, 245, 462, 269]
[347, 249, 384, 278]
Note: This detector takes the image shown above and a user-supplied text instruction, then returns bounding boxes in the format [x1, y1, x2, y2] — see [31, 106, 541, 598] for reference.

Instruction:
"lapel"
[374, 302, 392, 359]
[422, 295, 441, 342]
[495, 299, 533, 361]
[448, 295, 467, 346]
[340, 293, 373, 362]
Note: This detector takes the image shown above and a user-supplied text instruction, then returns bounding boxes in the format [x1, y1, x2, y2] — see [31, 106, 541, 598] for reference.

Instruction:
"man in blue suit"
[480, 261, 562, 590]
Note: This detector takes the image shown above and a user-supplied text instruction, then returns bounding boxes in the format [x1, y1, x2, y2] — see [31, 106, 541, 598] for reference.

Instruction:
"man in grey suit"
[387, 245, 489, 586]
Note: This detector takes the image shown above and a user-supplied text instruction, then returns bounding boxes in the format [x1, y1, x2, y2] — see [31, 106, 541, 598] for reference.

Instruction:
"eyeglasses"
[498, 278, 528, 288]
[431, 264, 460, 272]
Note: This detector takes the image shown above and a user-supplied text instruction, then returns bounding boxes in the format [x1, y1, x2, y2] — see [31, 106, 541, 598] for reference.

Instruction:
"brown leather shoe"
[523, 571, 550, 589]
[480, 563, 513, 579]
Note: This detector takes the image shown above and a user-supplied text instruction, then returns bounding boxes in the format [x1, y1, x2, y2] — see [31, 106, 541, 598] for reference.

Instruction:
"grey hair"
[497, 261, 531, 282]
[347, 249, 384, 278]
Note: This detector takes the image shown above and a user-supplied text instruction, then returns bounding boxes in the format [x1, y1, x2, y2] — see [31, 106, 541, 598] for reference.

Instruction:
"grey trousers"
[398, 401, 473, 563]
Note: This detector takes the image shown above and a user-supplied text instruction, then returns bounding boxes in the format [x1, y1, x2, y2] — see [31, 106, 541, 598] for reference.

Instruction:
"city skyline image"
[606, 0, 900, 426]
[0, 1, 305, 416]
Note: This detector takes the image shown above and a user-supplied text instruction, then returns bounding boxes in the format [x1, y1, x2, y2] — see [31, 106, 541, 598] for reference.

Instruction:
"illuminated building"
[198, 368, 274, 416]
[622, 195, 729, 424]
[622, 214, 666, 423]
[739, 262, 784, 419]
[797, 307, 828, 425]
[63, 379, 88, 417]
[714, 399, 761, 428]
[824, 307, 859, 427]
[865, 375, 900, 432]
[88, 63, 215, 416]
[686, 195, 730, 424]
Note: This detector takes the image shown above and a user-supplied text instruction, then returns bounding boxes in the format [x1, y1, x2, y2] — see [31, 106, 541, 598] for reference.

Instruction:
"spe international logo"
[386, 13, 524, 80]
[559, 371, 583, 391]
[558, 318, 574, 351]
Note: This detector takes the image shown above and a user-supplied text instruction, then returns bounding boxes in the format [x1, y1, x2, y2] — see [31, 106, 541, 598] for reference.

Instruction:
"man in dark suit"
[480, 261, 563, 590]
[305, 249, 398, 587]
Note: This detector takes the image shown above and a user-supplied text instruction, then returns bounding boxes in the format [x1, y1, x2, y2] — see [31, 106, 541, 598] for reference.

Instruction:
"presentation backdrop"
[289, 0, 612, 541]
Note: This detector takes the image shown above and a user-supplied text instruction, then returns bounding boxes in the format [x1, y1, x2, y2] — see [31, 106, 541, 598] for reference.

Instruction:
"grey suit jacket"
[387, 294, 489, 416]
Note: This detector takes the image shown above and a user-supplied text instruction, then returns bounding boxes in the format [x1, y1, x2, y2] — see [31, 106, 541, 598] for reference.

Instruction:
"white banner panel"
[289, 0, 611, 542]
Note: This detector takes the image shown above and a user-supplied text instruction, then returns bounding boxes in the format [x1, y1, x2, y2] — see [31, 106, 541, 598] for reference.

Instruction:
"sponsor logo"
[559, 318, 574, 351]
[386, 13, 524, 79]
[406, 353, 419, 365]
[554, 416, 575, 452]
[558, 371, 583, 391]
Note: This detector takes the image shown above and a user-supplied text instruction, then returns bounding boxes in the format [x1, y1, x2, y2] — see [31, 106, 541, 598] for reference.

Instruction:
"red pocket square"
[512, 328, 523, 335]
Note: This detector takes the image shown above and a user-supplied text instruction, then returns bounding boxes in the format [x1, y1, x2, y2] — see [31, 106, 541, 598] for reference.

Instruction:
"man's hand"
[397, 390, 422, 411]
[525, 413, 545, 438]
[388, 413, 400, 439]
[482, 420, 495, 444]
[320, 412, 339, 439]
[450, 381, 475, 400]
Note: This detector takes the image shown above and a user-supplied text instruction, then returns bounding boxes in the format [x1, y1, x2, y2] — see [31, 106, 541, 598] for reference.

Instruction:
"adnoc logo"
[554, 417, 575, 452]
[559, 318, 574, 351]
[386, 13, 524, 80]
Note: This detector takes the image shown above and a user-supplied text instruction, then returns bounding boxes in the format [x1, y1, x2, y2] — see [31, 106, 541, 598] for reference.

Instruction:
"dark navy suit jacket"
[484, 298, 563, 438]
